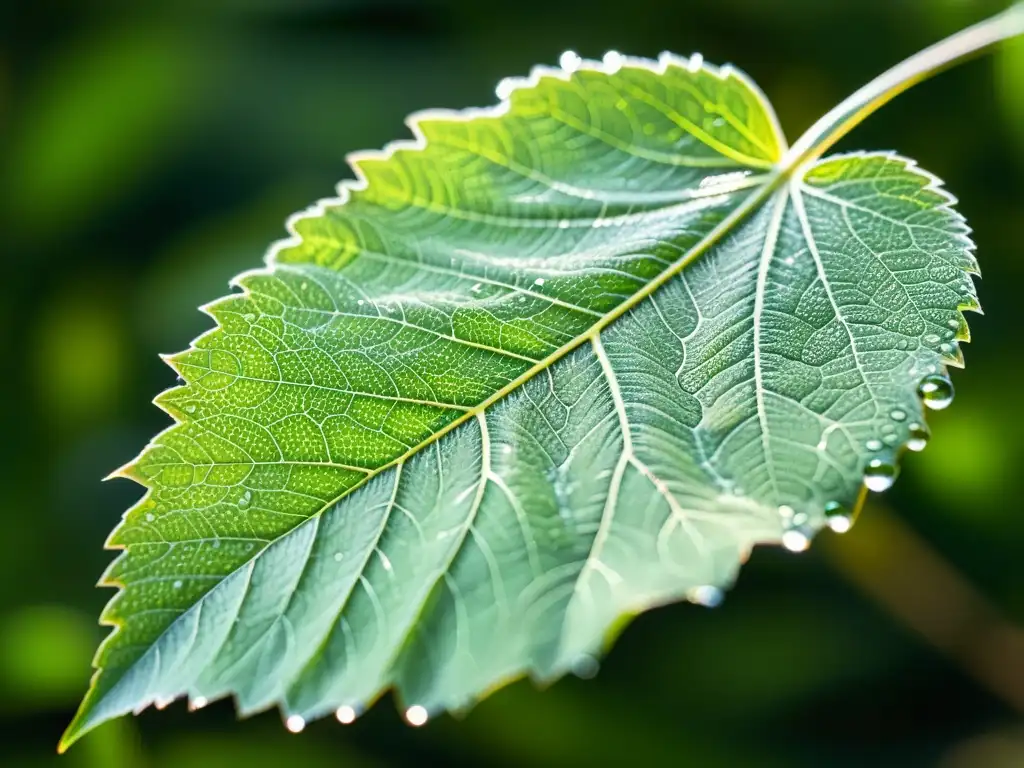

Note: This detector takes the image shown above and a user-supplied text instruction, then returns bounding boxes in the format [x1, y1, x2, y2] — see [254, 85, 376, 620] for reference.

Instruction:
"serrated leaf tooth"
[151, 392, 180, 420]
[98, 589, 127, 623]
[197, 302, 218, 321]
[159, 350, 191, 380]
[944, 343, 966, 368]
[962, 296, 983, 316]
[104, 462, 141, 483]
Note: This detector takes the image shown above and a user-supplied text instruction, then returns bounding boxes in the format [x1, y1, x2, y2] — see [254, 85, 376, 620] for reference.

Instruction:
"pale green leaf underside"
[65, 53, 978, 745]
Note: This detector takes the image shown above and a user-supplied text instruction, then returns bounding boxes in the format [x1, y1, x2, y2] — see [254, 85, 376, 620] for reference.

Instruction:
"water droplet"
[356, 299, 365, 306]
[190, 696, 208, 710]
[918, 374, 954, 410]
[890, 408, 906, 422]
[501, 445, 513, 455]
[379, 552, 393, 572]
[146, 513, 155, 522]
[470, 283, 482, 293]
[947, 318, 960, 329]
[863, 459, 898, 492]
[828, 515, 853, 534]
[238, 490, 252, 509]
[688, 585, 724, 607]
[781, 529, 810, 552]
[333, 552, 344, 562]
[923, 333, 940, 345]
[286, 715, 305, 733]
[534, 277, 545, 287]
[243, 313, 256, 323]
[778, 505, 795, 520]
[185, 404, 196, 414]
[865, 438, 883, 451]
[571, 654, 600, 679]
[883, 433, 899, 446]
[906, 423, 929, 452]
[557, 219, 570, 229]
[173, 579, 183, 589]
[939, 343, 953, 355]
[558, 50, 582, 72]
[897, 338, 910, 350]
[300, 281, 308, 291]
[602, 50, 624, 73]
[212, 539, 221, 549]
[405, 705, 429, 726]
[336, 705, 357, 724]
[495, 77, 516, 99]
[824, 501, 853, 533]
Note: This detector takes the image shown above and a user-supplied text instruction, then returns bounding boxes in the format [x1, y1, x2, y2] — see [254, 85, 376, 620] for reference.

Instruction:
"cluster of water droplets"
[860, 372, 952, 492]
[779, 505, 815, 552]
[777, 369, 956, 556]
[778, 500, 855, 553]
[281, 703, 428, 731]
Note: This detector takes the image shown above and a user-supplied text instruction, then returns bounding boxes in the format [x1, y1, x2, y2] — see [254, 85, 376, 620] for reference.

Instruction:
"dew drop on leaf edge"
[906, 422, 929, 452]
[558, 50, 581, 72]
[781, 528, 811, 552]
[824, 501, 853, 533]
[917, 373, 954, 410]
[863, 459, 898, 492]
[495, 78, 516, 100]
[602, 50, 624, 72]
[688, 585, 724, 607]
[571, 654, 600, 679]
[405, 705, 429, 727]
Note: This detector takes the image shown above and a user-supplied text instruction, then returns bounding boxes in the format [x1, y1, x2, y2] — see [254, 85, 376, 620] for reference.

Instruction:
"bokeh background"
[3, 0, 1024, 765]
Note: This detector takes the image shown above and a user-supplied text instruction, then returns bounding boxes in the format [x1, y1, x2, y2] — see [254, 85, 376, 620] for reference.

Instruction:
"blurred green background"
[3, 0, 1024, 765]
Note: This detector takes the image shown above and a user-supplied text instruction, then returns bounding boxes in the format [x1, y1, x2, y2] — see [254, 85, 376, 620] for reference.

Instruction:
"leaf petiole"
[783, 2, 1024, 171]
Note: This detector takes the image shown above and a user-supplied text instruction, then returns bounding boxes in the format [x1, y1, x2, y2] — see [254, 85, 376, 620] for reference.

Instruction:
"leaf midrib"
[99, 120, 811, 722]
[94, 168, 797, 717]
[293, 172, 793, 544]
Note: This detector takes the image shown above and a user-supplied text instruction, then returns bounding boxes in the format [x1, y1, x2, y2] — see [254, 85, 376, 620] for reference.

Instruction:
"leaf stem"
[783, 2, 1024, 170]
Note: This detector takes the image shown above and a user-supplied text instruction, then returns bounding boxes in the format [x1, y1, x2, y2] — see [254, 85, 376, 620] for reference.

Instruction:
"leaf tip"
[103, 461, 135, 482]
[58, 699, 94, 755]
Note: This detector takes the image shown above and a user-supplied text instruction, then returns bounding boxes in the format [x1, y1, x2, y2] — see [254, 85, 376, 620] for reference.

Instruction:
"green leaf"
[64, 51, 980, 747]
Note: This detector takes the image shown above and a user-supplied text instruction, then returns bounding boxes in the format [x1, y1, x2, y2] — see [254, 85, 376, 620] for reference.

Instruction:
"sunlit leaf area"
[4, 1, 1024, 766]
